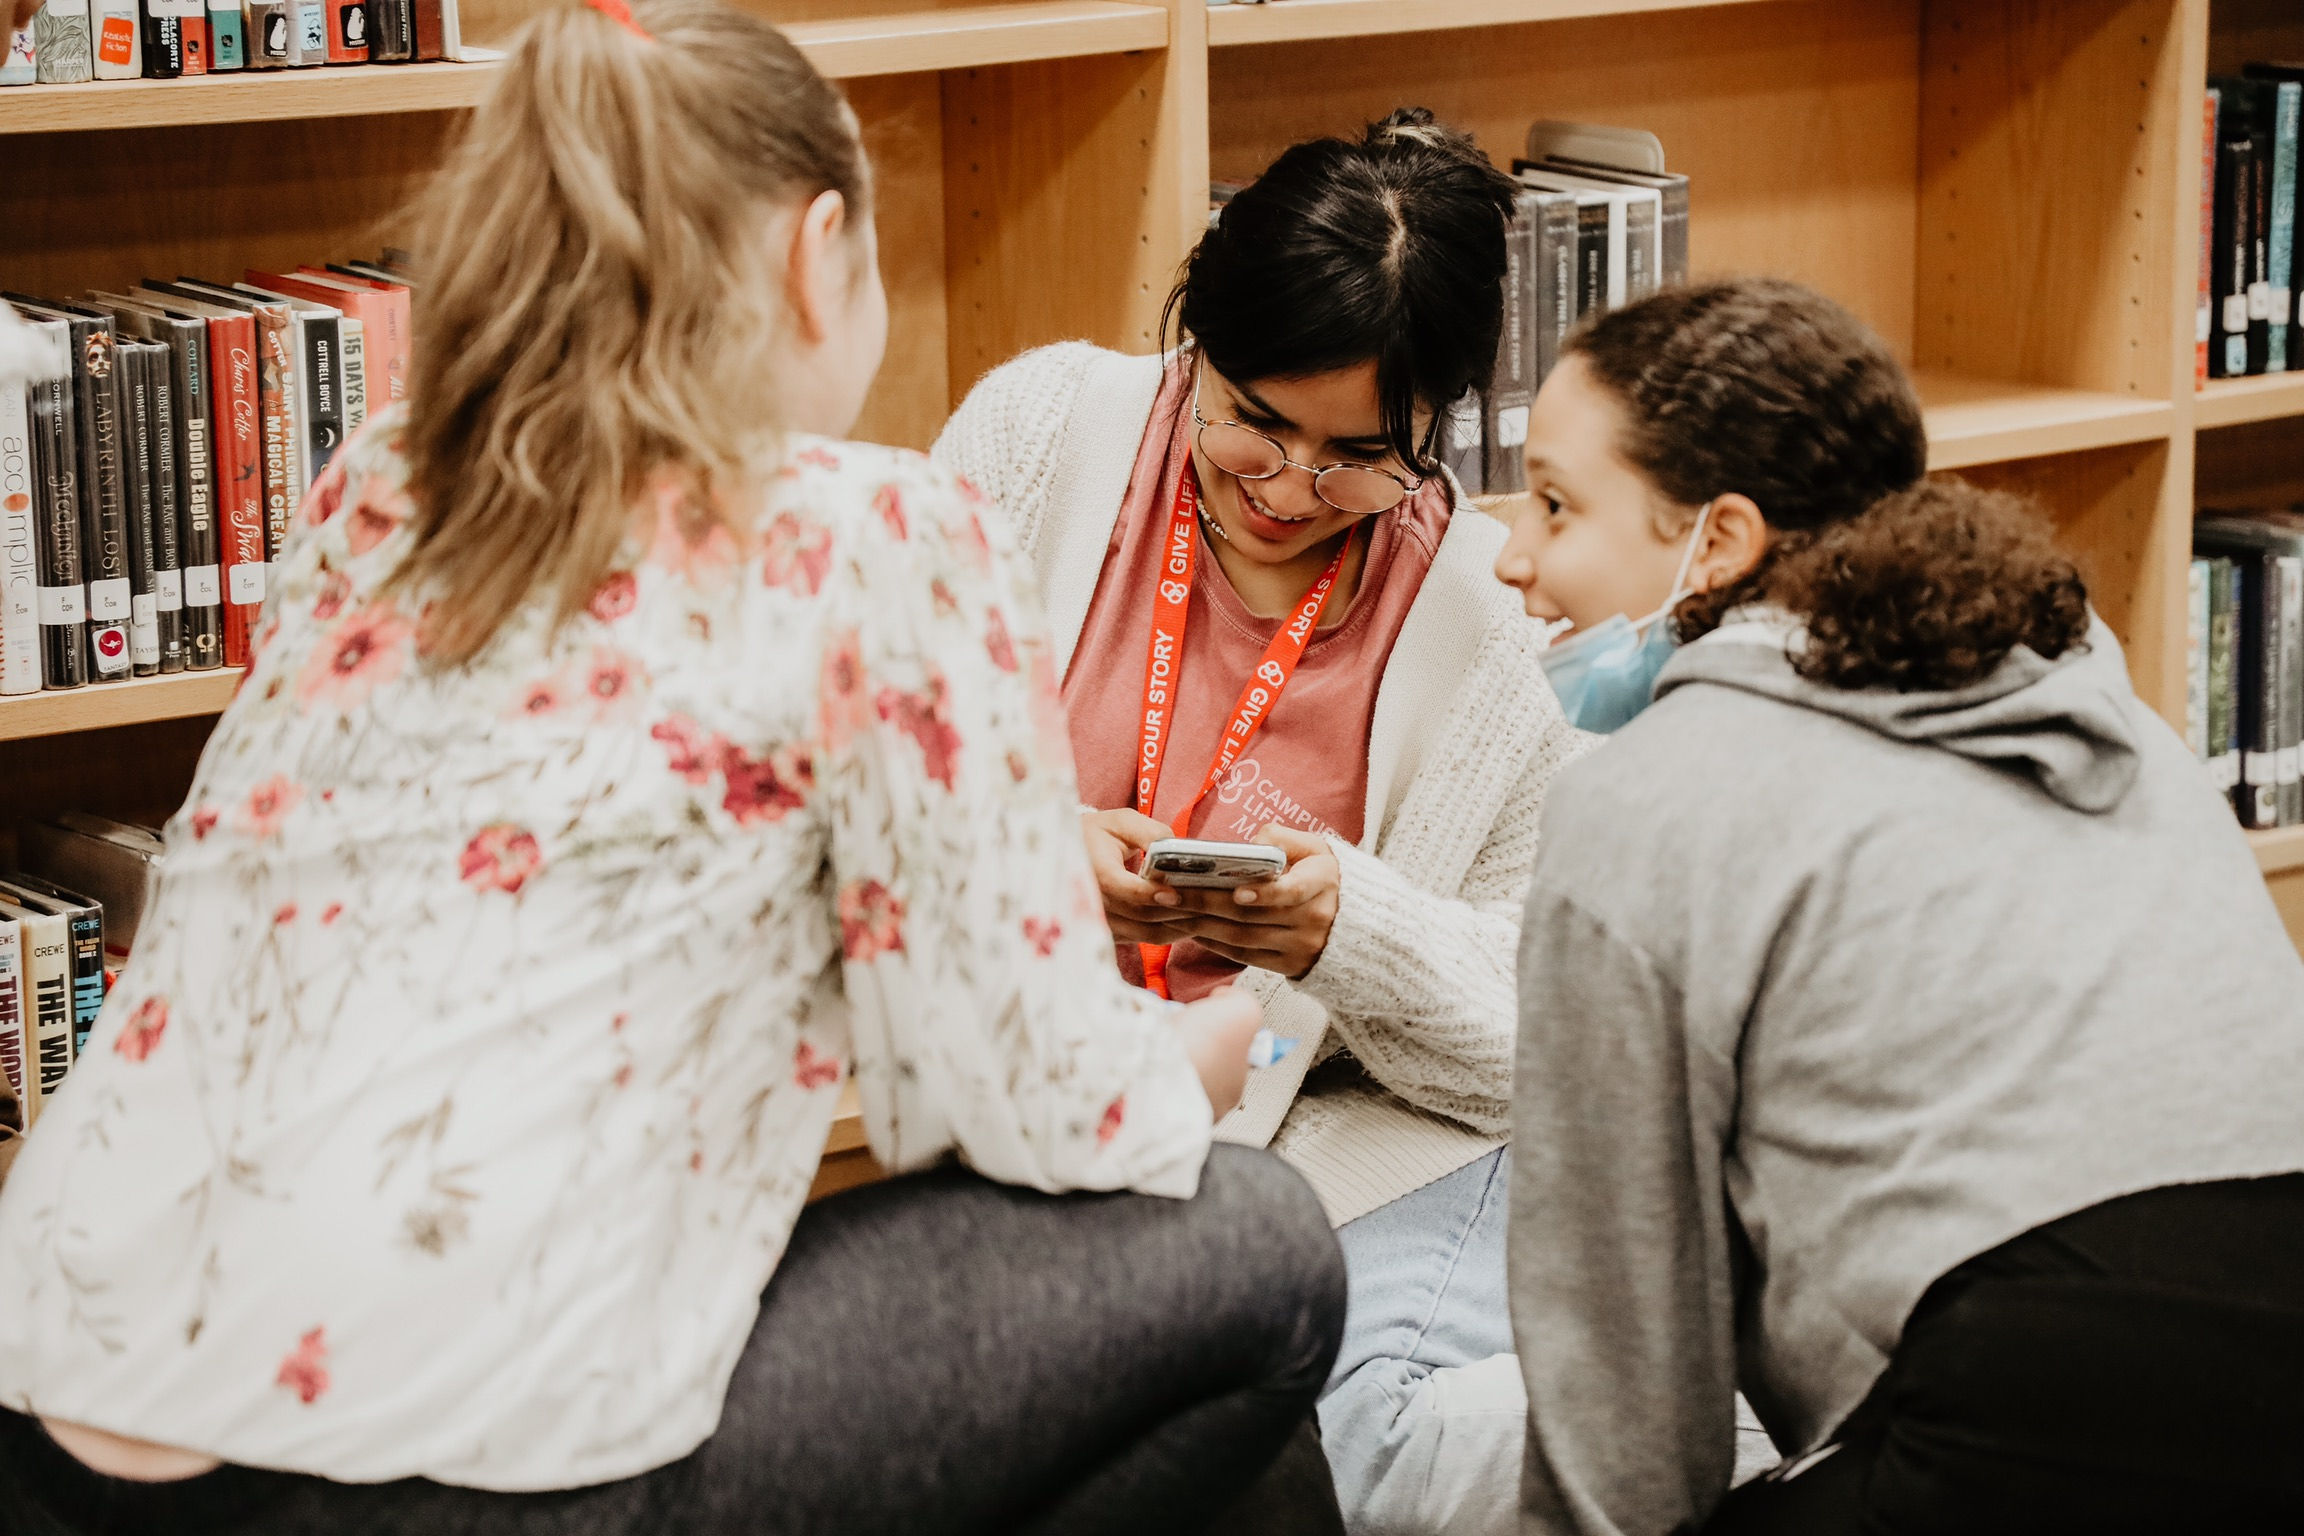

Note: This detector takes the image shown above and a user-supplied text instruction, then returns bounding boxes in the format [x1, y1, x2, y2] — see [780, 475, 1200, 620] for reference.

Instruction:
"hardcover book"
[284, 266, 411, 406]
[206, 0, 240, 64]
[91, 0, 137, 76]
[1482, 186, 1541, 496]
[325, 0, 363, 61]
[12, 302, 136, 682]
[245, 0, 288, 66]
[20, 814, 161, 960]
[0, 346, 45, 696]
[2, 23, 33, 82]
[2210, 556, 2242, 795]
[0, 898, 70, 1126]
[117, 338, 164, 675]
[98, 295, 222, 670]
[139, 0, 184, 77]
[14, 315, 87, 690]
[136, 289, 263, 661]
[2212, 127, 2256, 379]
[367, 0, 409, 58]
[2199, 88, 2220, 385]
[0, 918, 22, 1113]
[0, 877, 103, 1061]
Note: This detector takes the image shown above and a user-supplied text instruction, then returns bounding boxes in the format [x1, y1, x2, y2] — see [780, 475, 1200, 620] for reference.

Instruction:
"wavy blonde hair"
[398, 0, 870, 664]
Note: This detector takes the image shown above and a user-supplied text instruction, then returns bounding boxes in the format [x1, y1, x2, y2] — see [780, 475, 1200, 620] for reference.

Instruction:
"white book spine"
[0, 379, 40, 695]
[10, 906, 71, 1126]
[1604, 198, 1627, 309]
[90, 0, 138, 76]
[2, 22, 35, 82]
[339, 317, 366, 435]
[0, 920, 22, 1113]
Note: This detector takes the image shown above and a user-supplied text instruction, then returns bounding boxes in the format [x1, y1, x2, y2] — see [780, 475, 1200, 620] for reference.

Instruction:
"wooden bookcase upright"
[5, 0, 2304, 974]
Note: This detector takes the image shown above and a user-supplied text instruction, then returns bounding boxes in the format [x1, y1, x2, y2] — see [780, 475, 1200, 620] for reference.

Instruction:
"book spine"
[147, 341, 185, 673]
[2208, 555, 2237, 796]
[1602, 197, 1628, 309]
[72, 324, 133, 681]
[2281, 555, 2302, 824]
[1482, 191, 1537, 496]
[20, 911, 71, 1121]
[1623, 194, 1657, 302]
[339, 316, 366, 433]
[2215, 134, 2253, 379]
[120, 343, 161, 677]
[61, 902, 100, 1060]
[91, 0, 137, 75]
[297, 311, 343, 487]
[2271, 83, 2299, 374]
[174, 322, 223, 670]
[365, 0, 405, 56]
[139, 0, 182, 77]
[177, 0, 205, 70]
[0, 922, 21, 1110]
[205, 0, 240, 64]
[286, 0, 321, 62]
[1574, 202, 1606, 321]
[2243, 552, 2281, 827]
[1438, 391, 1482, 498]
[27, 367, 85, 690]
[2225, 558, 2247, 802]
[32, 0, 91, 80]
[324, 0, 362, 61]
[2, 22, 34, 81]
[2200, 88, 2220, 386]
[252, 306, 295, 561]
[2187, 557, 2209, 762]
[212, 317, 265, 662]
[409, 0, 438, 58]
[0, 376, 40, 696]
[1536, 195, 1574, 394]
[245, 0, 287, 65]
[2251, 112, 2275, 377]
[1660, 177, 1689, 289]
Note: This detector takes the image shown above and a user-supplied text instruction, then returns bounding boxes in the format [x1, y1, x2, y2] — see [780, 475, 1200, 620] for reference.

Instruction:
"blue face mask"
[1539, 502, 1713, 734]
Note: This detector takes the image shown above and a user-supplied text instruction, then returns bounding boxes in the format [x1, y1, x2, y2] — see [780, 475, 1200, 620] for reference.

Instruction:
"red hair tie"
[586, 0, 650, 40]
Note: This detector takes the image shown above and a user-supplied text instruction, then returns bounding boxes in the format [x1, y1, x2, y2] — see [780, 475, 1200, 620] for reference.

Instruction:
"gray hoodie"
[1510, 616, 2304, 1536]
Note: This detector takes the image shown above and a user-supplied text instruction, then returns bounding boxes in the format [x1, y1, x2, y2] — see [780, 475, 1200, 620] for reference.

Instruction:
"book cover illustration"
[31, 0, 91, 82]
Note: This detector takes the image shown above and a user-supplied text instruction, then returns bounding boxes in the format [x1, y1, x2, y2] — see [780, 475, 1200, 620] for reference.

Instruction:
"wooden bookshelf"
[2197, 372, 2304, 432]
[0, 671, 241, 743]
[8, 0, 2304, 967]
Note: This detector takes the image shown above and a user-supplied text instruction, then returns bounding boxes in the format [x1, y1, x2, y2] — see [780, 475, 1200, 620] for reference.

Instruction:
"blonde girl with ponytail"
[0, 3, 1349, 1531]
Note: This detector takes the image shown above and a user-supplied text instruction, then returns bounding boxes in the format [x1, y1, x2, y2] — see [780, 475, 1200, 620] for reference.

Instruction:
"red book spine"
[207, 315, 265, 669]
[181, 14, 209, 71]
[2198, 91, 2218, 387]
[324, 0, 364, 62]
[412, 0, 441, 59]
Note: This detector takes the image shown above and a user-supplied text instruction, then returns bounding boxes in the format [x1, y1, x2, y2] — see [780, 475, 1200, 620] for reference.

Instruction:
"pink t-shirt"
[1065, 359, 1449, 999]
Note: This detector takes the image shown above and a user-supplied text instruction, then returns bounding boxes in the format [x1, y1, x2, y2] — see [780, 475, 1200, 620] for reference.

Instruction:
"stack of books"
[1, 0, 469, 83]
[2200, 66, 2303, 384]
[0, 255, 412, 696]
[0, 813, 161, 1133]
[2191, 509, 2304, 830]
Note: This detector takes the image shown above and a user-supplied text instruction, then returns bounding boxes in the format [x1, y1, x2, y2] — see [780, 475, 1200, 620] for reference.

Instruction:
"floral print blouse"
[0, 410, 1213, 1491]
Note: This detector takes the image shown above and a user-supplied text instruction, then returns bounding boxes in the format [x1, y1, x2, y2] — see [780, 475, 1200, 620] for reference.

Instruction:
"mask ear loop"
[1634, 499, 1714, 634]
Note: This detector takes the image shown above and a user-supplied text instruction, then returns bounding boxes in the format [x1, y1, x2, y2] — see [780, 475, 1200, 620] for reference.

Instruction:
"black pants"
[0, 1145, 1348, 1536]
[1706, 1174, 2304, 1536]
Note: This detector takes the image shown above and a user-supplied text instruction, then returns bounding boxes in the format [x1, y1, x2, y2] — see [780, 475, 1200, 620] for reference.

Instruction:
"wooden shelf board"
[0, 669, 241, 743]
[0, 1, 1165, 132]
[1915, 374, 2174, 471]
[2197, 373, 2304, 432]
[1207, 0, 1771, 46]
[2252, 826, 2304, 878]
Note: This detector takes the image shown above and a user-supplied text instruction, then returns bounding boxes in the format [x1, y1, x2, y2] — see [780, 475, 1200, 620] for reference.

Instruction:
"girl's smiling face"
[1192, 360, 1422, 565]
[1492, 355, 1698, 633]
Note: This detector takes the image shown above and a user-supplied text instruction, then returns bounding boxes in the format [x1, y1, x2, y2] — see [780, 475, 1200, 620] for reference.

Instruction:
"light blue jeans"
[1319, 1147, 1781, 1535]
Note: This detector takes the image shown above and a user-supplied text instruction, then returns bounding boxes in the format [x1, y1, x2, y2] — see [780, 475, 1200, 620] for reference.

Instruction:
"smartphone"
[1143, 838, 1286, 889]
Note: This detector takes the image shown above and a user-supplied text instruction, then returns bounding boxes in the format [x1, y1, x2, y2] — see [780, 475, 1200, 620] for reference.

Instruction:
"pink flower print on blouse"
[872, 483, 909, 542]
[321, 903, 343, 926]
[647, 478, 739, 582]
[930, 579, 960, 618]
[943, 507, 993, 578]
[276, 1328, 331, 1405]
[984, 608, 1018, 673]
[346, 487, 406, 558]
[460, 825, 544, 895]
[838, 879, 906, 962]
[581, 647, 647, 718]
[588, 570, 639, 624]
[240, 776, 304, 840]
[875, 678, 962, 791]
[114, 995, 168, 1062]
[794, 445, 841, 472]
[514, 676, 565, 719]
[189, 806, 220, 841]
[1022, 917, 1062, 957]
[1097, 1097, 1125, 1145]
[762, 512, 834, 597]
[302, 455, 350, 529]
[652, 715, 716, 783]
[273, 904, 298, 926]
[297, 602, 413, 710]
[312, 568, 351, 623]
[818, 630, 869, 754]
[1024, 642, 1072, 775]
[793, 1041, 841, 1091]
[716, 742, 812, 826]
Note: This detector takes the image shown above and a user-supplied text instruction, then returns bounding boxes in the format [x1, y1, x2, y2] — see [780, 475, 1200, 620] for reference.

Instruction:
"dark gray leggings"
[0, 1145, 1348, 1536]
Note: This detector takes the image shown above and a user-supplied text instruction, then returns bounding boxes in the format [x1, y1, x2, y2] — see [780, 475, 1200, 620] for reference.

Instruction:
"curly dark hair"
[1567, 277, 2091, 690]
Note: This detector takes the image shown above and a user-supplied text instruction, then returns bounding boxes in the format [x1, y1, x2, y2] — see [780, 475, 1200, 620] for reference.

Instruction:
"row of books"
[2188, 508, 2304, 830]
[2198, 64, 2302, 383]
[0, 255, 412, 695]
[3, 0, 467, 82]
[0, 814, 159, 1132]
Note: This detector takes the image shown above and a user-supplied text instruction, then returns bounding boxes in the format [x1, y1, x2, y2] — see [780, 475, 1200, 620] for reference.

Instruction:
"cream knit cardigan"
[933, 344, 1592, 1224]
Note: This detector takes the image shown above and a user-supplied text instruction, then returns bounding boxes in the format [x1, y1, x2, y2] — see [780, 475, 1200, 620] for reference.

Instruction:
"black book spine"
[2214, 134, 2254, 379]
[2241, 552, 2282, 828]
[172, 319, 223, 670]
[298, 311, 343, 484]
[367, 0, 411, 58]
[120, 341, 161, 677]
[1574, 201, 1608, 320]
[1536, 193, 1576, 391]
[147, 340, 186, 673]
[67, 321, 133, 681]
[2252, 98, 2277, 377]
[139, 0, 183, 76]
[26, 373, 86, 690]
[1482, 190, 1538, 496]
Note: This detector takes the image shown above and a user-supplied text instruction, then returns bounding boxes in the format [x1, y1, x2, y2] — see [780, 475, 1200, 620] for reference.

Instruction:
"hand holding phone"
[1143, 837, 1287, 889]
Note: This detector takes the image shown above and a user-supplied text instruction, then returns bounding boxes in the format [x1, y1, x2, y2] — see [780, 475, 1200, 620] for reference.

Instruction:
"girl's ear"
[784, 189, 851, 346]
[1688, 493, 1768, 594]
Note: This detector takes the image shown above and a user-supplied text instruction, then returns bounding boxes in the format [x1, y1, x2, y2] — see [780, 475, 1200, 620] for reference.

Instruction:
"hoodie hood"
[1652, 614, 2143, 813]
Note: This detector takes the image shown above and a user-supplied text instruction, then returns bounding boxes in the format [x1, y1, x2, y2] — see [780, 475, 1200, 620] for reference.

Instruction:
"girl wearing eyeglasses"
[934, 109, 1583, 1536]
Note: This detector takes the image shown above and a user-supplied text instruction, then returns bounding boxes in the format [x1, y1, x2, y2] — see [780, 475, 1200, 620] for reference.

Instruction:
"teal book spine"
[207, 0, 242, 65]
[2270, 82, 2299, 373]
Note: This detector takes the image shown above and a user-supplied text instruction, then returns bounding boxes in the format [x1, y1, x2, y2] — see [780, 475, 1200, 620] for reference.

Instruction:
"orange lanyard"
[1134, 461, 1351, 997]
